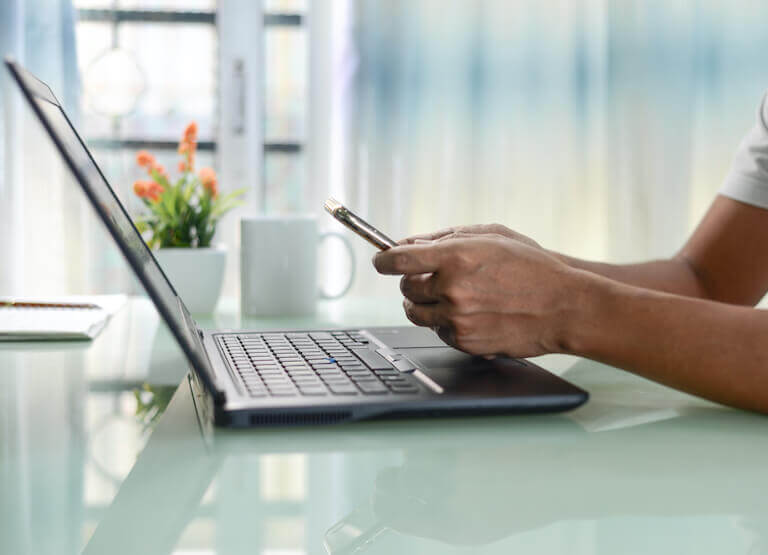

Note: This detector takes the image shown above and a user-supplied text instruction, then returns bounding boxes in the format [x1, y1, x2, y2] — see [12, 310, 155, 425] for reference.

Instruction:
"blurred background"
[2, 0, 768, 300]
[3, 2, 768, 552]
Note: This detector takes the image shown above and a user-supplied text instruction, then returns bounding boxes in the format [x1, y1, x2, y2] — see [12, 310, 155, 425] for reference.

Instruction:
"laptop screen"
[6, 60, 222, 400]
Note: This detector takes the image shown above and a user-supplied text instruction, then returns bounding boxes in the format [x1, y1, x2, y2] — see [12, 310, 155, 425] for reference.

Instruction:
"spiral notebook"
[0, 295, 127, 341]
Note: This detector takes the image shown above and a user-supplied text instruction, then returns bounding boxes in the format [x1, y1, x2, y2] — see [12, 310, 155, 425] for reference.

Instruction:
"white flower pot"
[154, 246, 226, 315]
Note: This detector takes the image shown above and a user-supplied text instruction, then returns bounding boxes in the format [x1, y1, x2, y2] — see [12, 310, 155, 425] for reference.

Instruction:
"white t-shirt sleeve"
[719, 92, 768, 209]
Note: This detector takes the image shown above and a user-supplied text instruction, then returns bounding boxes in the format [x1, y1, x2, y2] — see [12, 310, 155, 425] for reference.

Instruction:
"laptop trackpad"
[398, 347, 538, 396]
[367, 327, 447, 348]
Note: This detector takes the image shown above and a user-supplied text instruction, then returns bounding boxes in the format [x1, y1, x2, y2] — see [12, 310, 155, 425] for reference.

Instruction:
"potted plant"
[132, 122, 245, 314]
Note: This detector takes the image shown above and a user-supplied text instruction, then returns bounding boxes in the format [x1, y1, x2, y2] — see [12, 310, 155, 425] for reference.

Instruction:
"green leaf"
[211, 197, 245, 219]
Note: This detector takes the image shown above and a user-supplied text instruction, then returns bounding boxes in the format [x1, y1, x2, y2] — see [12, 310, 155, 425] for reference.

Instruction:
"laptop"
[5, 58, 588, 427]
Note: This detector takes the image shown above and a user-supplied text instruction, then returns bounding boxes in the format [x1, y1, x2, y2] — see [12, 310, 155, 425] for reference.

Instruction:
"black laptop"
[6, 58, 588, 427]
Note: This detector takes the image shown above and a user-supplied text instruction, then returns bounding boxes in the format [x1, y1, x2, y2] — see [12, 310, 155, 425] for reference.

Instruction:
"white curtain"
[309, 0, 768, 298]
[0, 0, 86, 298]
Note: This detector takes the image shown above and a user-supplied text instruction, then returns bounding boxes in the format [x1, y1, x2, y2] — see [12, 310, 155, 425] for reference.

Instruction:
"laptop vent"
[249, 410, 353, 427]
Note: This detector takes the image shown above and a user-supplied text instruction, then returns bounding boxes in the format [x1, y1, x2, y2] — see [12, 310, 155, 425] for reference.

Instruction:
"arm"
[567, 273, 768, 413]
[404, 195, 768, 305]
[558, 195, 768, 305]
[373, 209, 768, 412]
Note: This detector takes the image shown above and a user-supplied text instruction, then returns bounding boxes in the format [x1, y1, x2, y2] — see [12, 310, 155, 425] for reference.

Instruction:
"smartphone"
[324, 197, 398, 250]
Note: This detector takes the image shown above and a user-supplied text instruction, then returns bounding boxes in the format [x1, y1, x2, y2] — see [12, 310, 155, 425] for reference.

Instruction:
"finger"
[433, 325, 456, 347]
[400, 273, 439, 303]
[434, 230, 474, 242]
[402, 299, 449, 328]
[372, 243, 451, 275]
[399, 226, 457, 245]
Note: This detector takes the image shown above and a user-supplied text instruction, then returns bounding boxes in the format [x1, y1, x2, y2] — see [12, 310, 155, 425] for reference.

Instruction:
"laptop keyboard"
[218, 331, 421, 398]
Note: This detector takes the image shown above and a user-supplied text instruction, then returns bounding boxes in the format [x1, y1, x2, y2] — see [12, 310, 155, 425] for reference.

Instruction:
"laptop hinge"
[197, 326, 226, 406]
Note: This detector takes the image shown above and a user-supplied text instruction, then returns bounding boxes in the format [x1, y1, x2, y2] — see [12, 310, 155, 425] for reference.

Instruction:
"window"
[74, 0, 308, 214]
[75, 1, 217, 212]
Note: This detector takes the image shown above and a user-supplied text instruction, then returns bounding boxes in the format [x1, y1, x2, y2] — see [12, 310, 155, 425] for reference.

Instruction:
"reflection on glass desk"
[2, 296, 767, 555]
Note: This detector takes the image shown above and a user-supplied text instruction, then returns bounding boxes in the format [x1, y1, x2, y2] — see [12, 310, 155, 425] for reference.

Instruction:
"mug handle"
[318, 231, 356, 300]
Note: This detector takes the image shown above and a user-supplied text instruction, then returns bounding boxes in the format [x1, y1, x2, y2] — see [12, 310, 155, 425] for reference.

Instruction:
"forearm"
[564, 272, 768, 413]
[552, 252, 709, 299]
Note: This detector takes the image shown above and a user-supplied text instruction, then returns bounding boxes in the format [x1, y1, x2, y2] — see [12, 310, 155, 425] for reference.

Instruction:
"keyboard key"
[351, 348, 394, 371]
[263, 376, 291, 384]
[317, 341, 342, 348]
[310, 332, 333, 340]
[298, 387, 328, 396]
[350, 379, 379, 387]
[393, 359, 418, 372]
[344, 368, 373, 375]
[380, 374, 409, 382]
[315, 366, 343, 374]
[263, 377, 291, 386]
[328, 384, 358, 395]
[281, 361, 308, 367]
[256, 366, 282, 372]
[307, 358, 333, 365]
[288, 369, 315, 377]
[288, 370, 314, 377]
[312, 363, 341, 371]
[293, 377, 323, 388]
[349, 378, 378, 386]
[357, 382, 389, 394]
[389, 384, 419, 393]
[269, 389, 298, 397]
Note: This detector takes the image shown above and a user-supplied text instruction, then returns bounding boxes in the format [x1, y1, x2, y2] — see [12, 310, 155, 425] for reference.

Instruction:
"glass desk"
[2, 297, 767, 554]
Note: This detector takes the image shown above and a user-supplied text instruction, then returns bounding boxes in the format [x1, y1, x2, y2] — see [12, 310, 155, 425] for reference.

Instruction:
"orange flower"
[136, 150, 155, 168]
[133, 180, 149, 198]
[146, 181, 165, 202]
[199, 167, 218, 197]
[150, 163, 167, 179]
[174, 122, 200, 178]
[183, 122, 198, 142]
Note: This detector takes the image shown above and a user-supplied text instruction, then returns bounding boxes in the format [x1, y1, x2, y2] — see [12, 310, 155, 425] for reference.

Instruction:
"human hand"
[400, 223, 542, 251]
[373, 234, 590, 358]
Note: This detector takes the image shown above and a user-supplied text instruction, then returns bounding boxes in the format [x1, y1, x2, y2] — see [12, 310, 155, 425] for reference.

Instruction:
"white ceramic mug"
[240, 215, 356, 316]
